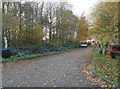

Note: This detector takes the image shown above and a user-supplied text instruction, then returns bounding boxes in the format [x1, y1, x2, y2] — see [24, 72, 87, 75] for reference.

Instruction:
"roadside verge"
[91, 49, 120, 88]
[2, 48, 80, 63]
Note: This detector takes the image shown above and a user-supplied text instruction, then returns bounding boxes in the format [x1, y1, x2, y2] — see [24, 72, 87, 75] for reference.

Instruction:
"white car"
[81, 41, 88, 47]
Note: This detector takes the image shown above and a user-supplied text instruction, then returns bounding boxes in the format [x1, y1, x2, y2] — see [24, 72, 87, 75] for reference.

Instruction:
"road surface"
[2, 46, 98, 87]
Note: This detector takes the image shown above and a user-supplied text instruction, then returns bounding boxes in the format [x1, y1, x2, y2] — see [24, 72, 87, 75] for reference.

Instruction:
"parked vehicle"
[87, 41, 91, 45]
[81, 41, 88, 47]
[107, 44, 120, 59]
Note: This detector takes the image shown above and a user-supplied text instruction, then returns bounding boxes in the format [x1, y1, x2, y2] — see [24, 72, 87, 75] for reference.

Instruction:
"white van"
[81, 41, 88, 47]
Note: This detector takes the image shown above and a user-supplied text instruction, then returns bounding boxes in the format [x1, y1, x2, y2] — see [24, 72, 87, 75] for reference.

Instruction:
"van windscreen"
[81, 42, 87, 44]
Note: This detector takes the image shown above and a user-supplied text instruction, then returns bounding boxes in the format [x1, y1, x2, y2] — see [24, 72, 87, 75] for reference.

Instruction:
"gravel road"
[2, 46, 98, 87]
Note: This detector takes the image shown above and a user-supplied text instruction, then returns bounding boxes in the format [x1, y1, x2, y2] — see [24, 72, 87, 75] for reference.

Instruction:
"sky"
[66, 0, 98, 17]
[42, 0, 99, 17]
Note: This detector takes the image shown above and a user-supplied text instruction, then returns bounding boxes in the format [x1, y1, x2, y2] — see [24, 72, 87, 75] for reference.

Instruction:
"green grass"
[92, 51, 120, 85]
[2, 52, 57, 63]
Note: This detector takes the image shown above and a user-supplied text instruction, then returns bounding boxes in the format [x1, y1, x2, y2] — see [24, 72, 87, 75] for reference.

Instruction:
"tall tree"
[89, 2, 118, 54]
[76, 13, 89, 43]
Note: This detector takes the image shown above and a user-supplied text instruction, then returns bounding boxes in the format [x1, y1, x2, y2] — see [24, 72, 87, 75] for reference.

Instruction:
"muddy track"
[2, 46, 99, 87]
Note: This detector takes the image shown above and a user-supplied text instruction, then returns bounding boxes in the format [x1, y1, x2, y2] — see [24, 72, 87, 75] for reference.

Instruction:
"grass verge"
[2, 49, 74, 63]
[92, 50, 120, 85]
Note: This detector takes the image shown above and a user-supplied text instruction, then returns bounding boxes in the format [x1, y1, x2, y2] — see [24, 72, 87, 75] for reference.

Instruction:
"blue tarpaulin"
[13, 49, 19, 53]
[38, 51, 44, 54]
[44, 49, 50, 53]
[18, 53, 25, 56]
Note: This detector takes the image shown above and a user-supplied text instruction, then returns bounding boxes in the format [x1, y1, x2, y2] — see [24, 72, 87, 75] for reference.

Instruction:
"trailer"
[107, 44, 120, 59]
